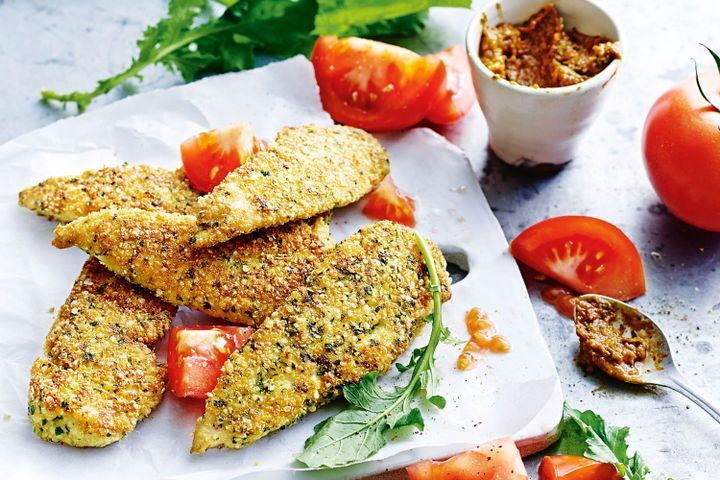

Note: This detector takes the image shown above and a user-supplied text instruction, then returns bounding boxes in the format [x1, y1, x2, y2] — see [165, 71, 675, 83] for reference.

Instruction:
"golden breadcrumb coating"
[28, 258, 176, 447]
[18, 165, 198, 222]
[52, 209, 333, 326]
[191, 221, 451, 453]
[193, 124, 389, 247]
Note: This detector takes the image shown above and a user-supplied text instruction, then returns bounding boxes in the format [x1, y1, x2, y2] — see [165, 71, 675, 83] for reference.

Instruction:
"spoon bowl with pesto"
[573, 294, 720, 424]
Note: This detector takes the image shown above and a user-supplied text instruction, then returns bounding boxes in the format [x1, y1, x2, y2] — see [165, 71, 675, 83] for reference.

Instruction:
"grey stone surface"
[3, 1, 719, 478]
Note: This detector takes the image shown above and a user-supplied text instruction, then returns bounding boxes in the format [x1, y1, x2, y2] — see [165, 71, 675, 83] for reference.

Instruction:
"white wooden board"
[0, 56, 561, 480]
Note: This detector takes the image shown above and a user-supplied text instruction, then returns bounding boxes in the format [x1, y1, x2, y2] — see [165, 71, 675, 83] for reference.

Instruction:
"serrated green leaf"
[297, 233, 445, 469]
[313, 0, 471, 36]
[552, 403, 650, 480]
[344, 11, 429, 38]
[628, 452, 651, 480]
[439, 325, 465, 346]
[396, 347, 424, 373]
[296, 408, 389, 468]
[41, 0, 473, 112]
[343, 372, 402, 412]
[395, 407, 424, 430]
[41, 0, 214, 111]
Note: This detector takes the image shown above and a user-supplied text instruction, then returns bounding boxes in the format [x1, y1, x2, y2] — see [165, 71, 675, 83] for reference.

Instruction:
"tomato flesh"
[167, 326, 255, 398]
[643, 70, 720, 231]
[539, 455, 619, 480]
[181, 121, 264, 193]
[406, 437, 528, 480]
[509, 216, 645, 301]
[362, 175, 416, 227]
[426, 45, 477, 125]
[311, 36, 447, 131]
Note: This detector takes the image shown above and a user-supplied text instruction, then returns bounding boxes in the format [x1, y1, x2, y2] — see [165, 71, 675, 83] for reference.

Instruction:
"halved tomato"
[167, 325, 255, 399]
[539, 455, 619, 480]
[362, 175, 416, 227]
[311, 36, 447, 131]
[180, 121, 266, 193]
[509, 216, 646, 301]
[426, 45, 477, 125]
[407, 437, 528, 480]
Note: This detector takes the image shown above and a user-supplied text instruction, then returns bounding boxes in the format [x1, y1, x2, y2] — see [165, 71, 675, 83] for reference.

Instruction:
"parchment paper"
[0, 56, 561, 479]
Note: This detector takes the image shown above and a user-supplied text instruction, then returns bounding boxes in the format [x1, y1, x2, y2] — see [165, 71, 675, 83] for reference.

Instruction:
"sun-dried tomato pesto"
[480, 3, 621, 88]
[573, 296, 666, 383]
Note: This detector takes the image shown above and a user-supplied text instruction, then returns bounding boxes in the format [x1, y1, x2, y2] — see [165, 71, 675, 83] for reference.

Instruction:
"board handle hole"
[441, 248, 469, 284]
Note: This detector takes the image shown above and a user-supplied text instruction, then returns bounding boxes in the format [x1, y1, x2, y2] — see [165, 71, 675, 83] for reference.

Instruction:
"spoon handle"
[663, 372, 720, 424]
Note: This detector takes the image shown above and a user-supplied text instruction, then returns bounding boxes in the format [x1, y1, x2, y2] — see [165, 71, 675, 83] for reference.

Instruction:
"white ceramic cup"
[465, 0, 623, 168]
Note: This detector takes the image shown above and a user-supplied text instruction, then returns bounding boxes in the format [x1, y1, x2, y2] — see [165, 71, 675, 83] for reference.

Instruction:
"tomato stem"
[695, 44, 720, 112]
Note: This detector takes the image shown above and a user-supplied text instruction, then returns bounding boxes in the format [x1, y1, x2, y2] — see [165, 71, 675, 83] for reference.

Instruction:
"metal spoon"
[573, 293, 720, 424]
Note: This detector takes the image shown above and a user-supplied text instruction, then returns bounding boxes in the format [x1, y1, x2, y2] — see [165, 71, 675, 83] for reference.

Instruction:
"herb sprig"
[552, 403, 650, 480]
[296, 232, 446, 469]
[41, 0, 470, 112]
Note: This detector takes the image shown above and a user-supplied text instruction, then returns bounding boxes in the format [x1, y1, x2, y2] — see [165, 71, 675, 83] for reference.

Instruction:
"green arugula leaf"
[41, 0, 472, 112]
[347, 12, 429, 38]
[439, 324, 465, 346]
[313, 0, 471, 36]
[41, 0, 212, 112]
[297, 232, 445, 469]
[551, 403, 650, 480]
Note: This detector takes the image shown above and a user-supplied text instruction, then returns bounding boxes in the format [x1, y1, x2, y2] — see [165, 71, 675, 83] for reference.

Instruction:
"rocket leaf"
[40, 0, 470, 112]
[297, 232, 447, 469]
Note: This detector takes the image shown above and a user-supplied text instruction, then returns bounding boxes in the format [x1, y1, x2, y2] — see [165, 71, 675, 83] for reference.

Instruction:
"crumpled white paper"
[0, 56, 561, 480]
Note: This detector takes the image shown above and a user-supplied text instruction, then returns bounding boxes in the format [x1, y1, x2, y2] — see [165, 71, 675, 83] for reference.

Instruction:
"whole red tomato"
[642, 70, 720, 231]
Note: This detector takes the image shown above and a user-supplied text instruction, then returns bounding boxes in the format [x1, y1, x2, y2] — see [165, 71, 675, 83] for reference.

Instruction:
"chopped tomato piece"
[311, 36, 447, 131]
[426, 45, 477, 125]
[539, 455, 619, 480]
[509, 216, 645, 301]
[180, 121, 266, 193]
[407, 437, 528, 480]
[167, 325, 255, 399]
[362, 175, 416, 227]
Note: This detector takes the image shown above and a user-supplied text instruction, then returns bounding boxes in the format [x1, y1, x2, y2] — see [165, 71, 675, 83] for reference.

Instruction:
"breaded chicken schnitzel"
[52, 209, 332, 326]
[193, 124, 389, 247]
[18, 165, 198, 222]
[191, 221, 451, 453]
[28, 258, 176, 447]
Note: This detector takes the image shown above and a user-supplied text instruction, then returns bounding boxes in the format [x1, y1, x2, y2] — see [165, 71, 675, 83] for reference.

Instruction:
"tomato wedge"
[180, 121, 266, 193]
[509, 216, 645, 301]
[362, 175, 416, 227]
[426, 45, 477, 125]
[311, 36, 447, 131]
[407, 437, 528, 480]
[539, 455, 619, 480]
[167, 326, 255, 399]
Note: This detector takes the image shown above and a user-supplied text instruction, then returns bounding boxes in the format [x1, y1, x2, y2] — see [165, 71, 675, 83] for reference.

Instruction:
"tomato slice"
[180, 122, 266, 193]
[407, 437, 528, 480]
[509, 216, 646, 301]
[426, 45, 477, 125]
[362, 175, 416, 227]
[539, 455, 619, 480]
[167, 325, 255, 399]
[311, 36, 447, 131]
